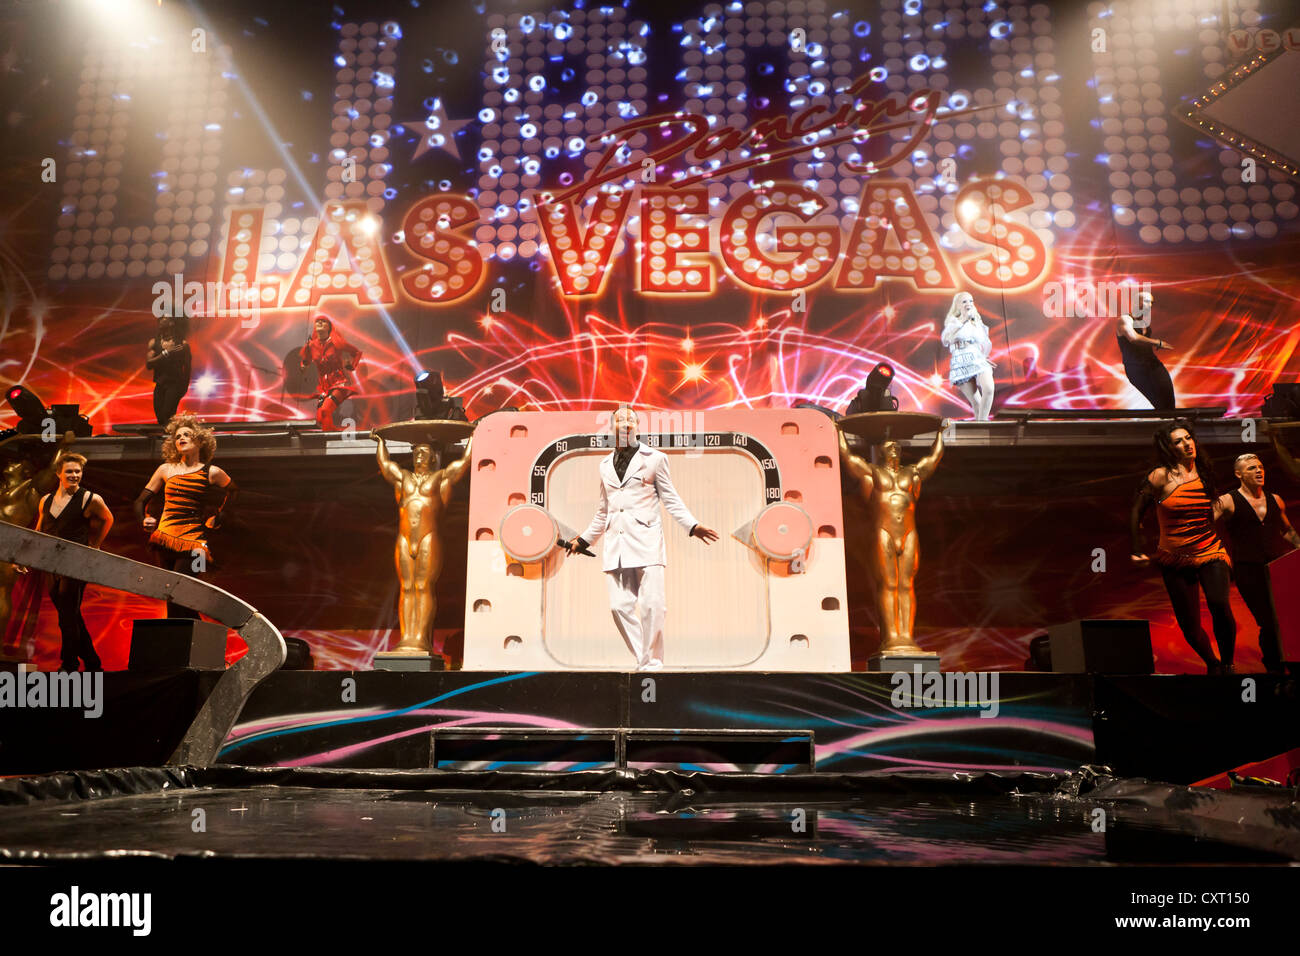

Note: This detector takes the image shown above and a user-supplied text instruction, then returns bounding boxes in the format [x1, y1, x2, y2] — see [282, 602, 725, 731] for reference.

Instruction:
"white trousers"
[605, 564, 666, 667]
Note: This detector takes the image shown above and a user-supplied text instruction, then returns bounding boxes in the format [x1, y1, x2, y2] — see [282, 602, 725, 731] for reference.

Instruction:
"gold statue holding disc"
[373, 423, 473, 655]
[838, 414, 947, 657]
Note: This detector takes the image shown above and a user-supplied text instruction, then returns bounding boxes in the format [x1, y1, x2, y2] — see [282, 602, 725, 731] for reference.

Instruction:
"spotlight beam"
[184, 1, 420, 373]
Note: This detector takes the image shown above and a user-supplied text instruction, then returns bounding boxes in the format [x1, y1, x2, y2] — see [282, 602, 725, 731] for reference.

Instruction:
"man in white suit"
[566, 405, 719, 670]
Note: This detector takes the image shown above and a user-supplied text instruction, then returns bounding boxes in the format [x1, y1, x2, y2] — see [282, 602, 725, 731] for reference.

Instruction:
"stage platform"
[3, 670, 1298, 787]
[1, 764, 1296, 864]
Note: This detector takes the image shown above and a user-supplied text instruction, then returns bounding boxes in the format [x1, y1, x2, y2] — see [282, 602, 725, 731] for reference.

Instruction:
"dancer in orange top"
[133, 413, 236, 618]
[1131, 420, 1236, 673]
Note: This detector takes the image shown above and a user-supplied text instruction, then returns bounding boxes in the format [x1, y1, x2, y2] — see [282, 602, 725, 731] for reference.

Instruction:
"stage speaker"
[1047, 619, 1154, 674]
[283, 637, 314, 670]
[1024, 633, 1052, 670]
[128, 619, 228, 670]
[1261, 382, 1300, 419]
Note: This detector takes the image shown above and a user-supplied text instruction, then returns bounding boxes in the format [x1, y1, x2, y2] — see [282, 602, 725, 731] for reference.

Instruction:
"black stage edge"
[0, 669, 221, 774]
[4, 671, 1298, 786]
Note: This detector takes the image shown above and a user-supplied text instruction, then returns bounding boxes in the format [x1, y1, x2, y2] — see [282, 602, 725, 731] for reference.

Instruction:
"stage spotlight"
[414, 370, 467, 421]
[846, 363, 900, 415]
[4, 386, 92, 436]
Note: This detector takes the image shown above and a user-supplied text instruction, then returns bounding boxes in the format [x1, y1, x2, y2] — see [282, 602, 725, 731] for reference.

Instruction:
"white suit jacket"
[579, 443, 699, 571]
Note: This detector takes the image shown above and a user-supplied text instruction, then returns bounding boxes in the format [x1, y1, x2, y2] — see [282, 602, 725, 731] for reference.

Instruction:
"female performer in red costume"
[1130, 420, 1236, 673]
[299, 313, 362, 430]
[133, 413, 236, 619]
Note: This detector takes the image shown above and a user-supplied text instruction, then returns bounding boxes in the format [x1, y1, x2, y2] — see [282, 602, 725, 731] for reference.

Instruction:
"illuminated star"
[406, 98, 472, 161]
[672, 359, 710, 392]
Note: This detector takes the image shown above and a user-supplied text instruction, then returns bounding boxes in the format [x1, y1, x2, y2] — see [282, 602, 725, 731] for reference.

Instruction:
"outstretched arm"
[1131, 470, 1162, 562]
[653, 455, 700, 534]
[372, 433, 402, 486]
[1117, 315, 1167, 351]
[916, 421, 946, 479]
[838, 427, 873, 492]
[134, 463, 167, 530]
[577, 477, 610, 548]
[438, 436, 474, 505]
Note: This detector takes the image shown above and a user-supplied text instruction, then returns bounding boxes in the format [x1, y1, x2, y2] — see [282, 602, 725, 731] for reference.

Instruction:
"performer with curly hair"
[941, 292, 996, 421]
[1131, 419, 1236, 673]
[132, 413, 236, 618]
[299, 313, 362, 430]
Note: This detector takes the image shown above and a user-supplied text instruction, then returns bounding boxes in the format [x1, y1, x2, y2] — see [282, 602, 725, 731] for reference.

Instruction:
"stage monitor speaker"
[1047, 619, 1153, 674]
[283, 636, 314, 670]
[129, 619, 228, 670]
[1024, 633, 1052, 671]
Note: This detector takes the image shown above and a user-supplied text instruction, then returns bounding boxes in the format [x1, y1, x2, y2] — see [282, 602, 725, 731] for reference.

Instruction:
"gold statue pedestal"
[837, 411, 943, 444]
[373, 651, 446, 672]
[869, 651, 940, 673]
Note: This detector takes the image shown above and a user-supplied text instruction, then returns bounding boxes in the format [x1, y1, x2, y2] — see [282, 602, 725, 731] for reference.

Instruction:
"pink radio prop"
[463, 409, 851, 670]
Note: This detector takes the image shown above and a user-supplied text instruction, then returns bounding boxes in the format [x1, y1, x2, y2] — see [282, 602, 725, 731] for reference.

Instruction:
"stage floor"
[0, 767, 1293, 865]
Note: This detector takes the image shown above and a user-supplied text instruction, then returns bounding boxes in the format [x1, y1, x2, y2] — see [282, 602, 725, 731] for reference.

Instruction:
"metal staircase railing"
[0, 522, 286, 767]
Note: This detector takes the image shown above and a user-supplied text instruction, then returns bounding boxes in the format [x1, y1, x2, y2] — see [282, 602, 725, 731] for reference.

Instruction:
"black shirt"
[613, 441, 638, 481]
[42, 488, 93, 545]
[1226, 488, 1287, 563]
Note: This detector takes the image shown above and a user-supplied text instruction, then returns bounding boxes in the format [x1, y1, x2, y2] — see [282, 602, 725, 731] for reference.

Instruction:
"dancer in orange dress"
[132, 413, 236, 618]
[1131, 419, 1236, 673]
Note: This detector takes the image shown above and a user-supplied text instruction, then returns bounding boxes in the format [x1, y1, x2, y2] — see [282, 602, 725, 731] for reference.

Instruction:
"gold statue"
[838, 422, 946, 656]
[1, 433, 74, 644]
[373, 433, 473, 655]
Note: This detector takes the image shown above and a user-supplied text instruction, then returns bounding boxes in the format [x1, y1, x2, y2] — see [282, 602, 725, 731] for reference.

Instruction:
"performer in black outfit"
[1115, 291, 1176, 410]
[1216, 453, 1300, 674]
[32, 454, 114, 671]
[146, 314, 192, 425]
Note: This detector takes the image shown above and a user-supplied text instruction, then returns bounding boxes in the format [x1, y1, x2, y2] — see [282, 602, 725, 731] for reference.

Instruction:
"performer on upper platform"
[34, 453, 113, 671]
[1131, 420, 1235, 673]
[566, 405, 718, 671]
[373, 432, 473, 656]
[941, 293, 995, 421]
[1216, 454, 1300, 674]
[145, 313, 191, 426]
[839, 423, 946, 656]
[133, 413, 236, 619]
[1116, 291, 1175, 410]
[299, 313, 362, 430]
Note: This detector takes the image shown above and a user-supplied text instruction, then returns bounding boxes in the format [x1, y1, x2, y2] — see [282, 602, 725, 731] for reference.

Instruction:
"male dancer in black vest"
[1216, 453, 1300, 674]
[32, 454, 114, 671]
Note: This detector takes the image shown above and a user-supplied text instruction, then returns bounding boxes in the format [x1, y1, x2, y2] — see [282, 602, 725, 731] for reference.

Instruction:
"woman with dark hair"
[1130, 419, 1236, 673]
[299, 313, 362, 430]
[146, 314, 192, 425]
[132, 413, 236, 618]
